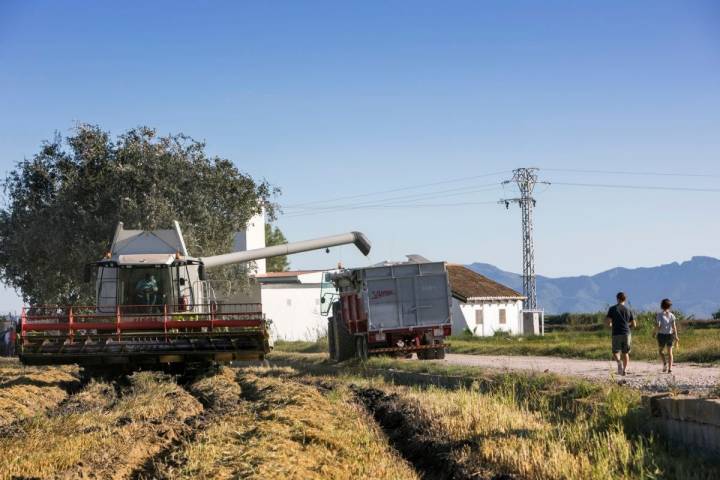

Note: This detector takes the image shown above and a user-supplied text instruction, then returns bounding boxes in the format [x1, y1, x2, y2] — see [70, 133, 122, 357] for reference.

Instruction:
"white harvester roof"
[110, 221, 190, 261]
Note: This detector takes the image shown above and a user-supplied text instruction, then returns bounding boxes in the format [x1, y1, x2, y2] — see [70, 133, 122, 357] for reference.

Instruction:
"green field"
[274, 323, 720, 364]
[449, 327, 720, 363]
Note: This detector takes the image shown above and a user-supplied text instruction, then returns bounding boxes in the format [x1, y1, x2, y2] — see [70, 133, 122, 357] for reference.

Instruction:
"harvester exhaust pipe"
[200, 231, 371, 269]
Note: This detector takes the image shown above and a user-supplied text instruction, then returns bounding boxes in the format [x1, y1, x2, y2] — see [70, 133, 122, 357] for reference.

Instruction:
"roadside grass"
[270, 351, 634, 421]
[152, 366, 418, 480]
[0, 358, 78, 428]
[449, 327, 720, 363]
[0, 371, 202, 480]
[376, 381, 716, 480]
[273, 339, 327, 353]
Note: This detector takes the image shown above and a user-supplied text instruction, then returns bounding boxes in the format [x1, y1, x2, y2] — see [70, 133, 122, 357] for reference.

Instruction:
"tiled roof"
[447, 264, 523, 301]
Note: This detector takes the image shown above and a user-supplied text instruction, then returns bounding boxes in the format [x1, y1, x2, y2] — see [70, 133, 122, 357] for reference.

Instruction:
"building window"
[499, 308, 506, 324]
[475, 309, 483, 325]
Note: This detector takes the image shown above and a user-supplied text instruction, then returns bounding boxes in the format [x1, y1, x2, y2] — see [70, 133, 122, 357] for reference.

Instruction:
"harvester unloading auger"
[19, 221, 371, 372]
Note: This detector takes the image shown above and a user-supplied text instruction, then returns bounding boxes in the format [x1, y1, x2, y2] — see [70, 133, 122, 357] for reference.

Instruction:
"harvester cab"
[19, 221, 371, 373]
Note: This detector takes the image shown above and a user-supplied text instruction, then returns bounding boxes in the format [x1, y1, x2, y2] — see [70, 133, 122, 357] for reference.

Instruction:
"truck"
[19, 221, 371, 374]
[323, 260, 452, 361]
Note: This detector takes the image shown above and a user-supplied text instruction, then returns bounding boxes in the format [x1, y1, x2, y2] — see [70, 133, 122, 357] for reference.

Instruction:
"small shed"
[447, 264, 526, 336]
[255, 270, 330, 341]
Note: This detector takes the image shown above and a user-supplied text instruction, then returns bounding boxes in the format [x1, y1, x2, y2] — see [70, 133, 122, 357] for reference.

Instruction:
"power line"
[551, 181, 720, 193]
[543, 168, 720, 178]
[282, 183, 502, 212]
[282, 170, 511, 208]
[282, 200, 499, 218]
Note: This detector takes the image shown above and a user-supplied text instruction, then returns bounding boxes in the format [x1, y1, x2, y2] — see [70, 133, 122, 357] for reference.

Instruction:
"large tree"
[265, 224, 289, 272]
[0, 124, 277, 304]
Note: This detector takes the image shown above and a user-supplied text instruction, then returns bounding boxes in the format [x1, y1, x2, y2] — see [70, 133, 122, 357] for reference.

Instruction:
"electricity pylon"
[499, 168, 549, 310]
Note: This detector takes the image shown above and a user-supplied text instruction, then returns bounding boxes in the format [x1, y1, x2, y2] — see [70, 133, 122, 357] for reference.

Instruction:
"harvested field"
[0, 358, 79, 428]
[0, 371, 202, 480]
[145, 366, 418, 480]
[3, 358, 718, 480]
[270, 356, 720, 480]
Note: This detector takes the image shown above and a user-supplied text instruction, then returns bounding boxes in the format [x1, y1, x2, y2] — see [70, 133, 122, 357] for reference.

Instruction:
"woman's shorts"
[657, 333, 674, 348]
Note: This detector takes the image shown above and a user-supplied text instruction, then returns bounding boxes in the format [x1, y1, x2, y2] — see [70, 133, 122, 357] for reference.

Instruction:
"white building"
[231, 214, 334, 341]
[233, 212, 266, 275]
[254, 270, 331, 341]
[447, 264, 527, 336]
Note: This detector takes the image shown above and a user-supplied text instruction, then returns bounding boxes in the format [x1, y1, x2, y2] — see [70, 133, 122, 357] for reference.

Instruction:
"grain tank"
[323, 260, 452, 361]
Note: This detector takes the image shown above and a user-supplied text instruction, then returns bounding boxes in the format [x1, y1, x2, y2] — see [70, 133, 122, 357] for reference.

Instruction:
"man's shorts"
[657, 333, 674, 348]
[612, 334, 631, 354]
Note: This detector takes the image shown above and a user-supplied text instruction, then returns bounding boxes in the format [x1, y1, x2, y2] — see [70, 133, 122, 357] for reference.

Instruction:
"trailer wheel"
[332, 308, 356, 362]
[327, 318, 337, 360]
[355, 335, 368, 362]
[417, 332, 434, 361]
[433, 344, 446, 360]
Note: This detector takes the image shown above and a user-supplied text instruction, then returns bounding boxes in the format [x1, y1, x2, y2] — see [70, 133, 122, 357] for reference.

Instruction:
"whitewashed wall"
[262, 284, 327, 341]
[451, 298, 524, 336]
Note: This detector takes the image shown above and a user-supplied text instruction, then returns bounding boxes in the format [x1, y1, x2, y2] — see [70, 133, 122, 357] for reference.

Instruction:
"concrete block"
[652, 396, 720, 427]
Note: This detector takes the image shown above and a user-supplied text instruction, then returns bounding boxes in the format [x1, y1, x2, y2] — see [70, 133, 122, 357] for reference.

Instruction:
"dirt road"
[442, 353, 720, 393]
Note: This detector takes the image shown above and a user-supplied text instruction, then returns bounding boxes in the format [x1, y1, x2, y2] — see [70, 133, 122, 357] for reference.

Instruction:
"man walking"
[605, 292, 636, 376]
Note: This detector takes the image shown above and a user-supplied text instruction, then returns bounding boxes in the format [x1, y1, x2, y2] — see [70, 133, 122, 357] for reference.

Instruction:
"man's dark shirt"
[607, 304, 634, 336]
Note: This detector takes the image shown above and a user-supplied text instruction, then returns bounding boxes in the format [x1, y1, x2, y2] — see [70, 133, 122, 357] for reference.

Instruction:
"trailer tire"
[333, 309, 356, 362]
[327, 318, 337, 360]
[433, 344, 446, 360]
[417, 332, 434, 360]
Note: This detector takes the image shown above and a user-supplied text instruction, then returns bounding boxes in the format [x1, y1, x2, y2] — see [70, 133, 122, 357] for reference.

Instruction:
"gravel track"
[441, 353, 720, 393]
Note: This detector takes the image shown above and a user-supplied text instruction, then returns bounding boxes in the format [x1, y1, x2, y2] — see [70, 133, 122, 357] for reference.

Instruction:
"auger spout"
[200, 231, 371, 268]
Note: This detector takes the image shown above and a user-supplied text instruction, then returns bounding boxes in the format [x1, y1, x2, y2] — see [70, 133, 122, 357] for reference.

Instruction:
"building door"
[475, 308, 484, 336]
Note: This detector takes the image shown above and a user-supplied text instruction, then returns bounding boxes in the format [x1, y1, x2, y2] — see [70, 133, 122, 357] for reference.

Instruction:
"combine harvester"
[19, 221, 370, 375]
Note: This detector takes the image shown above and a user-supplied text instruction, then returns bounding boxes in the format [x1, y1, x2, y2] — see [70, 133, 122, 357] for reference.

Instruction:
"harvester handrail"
[21, 303, 265, 336]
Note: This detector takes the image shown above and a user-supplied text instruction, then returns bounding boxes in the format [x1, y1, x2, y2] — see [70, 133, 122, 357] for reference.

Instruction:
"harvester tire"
[333, 312, 356, 362]
[355, 335, 369, 362]
[327, 317, 337, 360]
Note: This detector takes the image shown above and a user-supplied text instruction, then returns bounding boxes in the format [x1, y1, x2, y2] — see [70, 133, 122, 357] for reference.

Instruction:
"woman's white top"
[656, 311, 676, 335]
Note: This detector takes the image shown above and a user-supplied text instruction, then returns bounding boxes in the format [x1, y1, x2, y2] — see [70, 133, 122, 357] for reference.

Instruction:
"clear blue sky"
[1, 1, 719, 310]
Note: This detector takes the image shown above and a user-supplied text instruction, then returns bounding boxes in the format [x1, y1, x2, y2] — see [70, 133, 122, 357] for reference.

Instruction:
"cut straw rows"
[0, 358, 78, 429]
[146, 366, 418, 480]
[0, 371, 202, 480]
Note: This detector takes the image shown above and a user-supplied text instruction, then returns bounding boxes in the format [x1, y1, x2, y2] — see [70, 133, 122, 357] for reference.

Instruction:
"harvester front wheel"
[332, 309, 356, 362]
[327, 317, 337, 360]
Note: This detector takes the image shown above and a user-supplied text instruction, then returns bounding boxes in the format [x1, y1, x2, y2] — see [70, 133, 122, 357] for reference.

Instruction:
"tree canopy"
[0, 124, 277, 304]
[265, 224, 289, 272]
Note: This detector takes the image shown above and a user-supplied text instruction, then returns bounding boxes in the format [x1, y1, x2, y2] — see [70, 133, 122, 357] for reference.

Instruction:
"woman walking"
[654, 298, 679, 373]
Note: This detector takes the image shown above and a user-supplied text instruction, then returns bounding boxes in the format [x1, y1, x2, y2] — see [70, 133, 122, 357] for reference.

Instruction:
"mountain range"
[467, 256, 720, 318]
